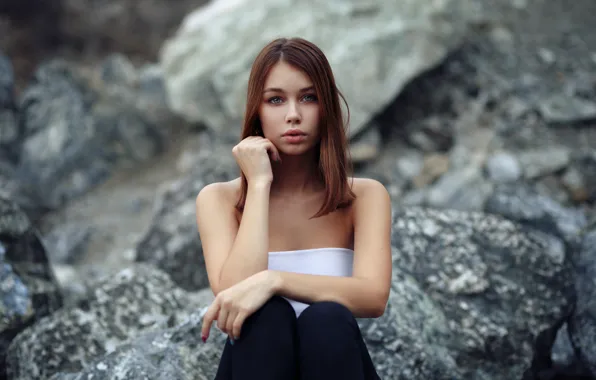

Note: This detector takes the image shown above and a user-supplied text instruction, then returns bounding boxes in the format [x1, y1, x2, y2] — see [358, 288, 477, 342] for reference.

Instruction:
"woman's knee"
[254, 296, 296, 322]
[242, 295, 296, 335]
[297, 301, 356, 331]
[296, 301, 363, 368]
[233, 296, 296, 347]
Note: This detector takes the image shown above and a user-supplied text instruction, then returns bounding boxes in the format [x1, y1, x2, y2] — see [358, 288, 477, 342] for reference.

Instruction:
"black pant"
[214, 296, 381, 380]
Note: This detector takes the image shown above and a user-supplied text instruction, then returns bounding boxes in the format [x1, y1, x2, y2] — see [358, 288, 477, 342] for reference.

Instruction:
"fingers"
[225, 309, 238, 338]
[262, 140, 281, 162]
[235, 136, 281, 162]
[231, 311, 248, 340]
[217, 307, 229, 334]
[201, 300, 220, 341]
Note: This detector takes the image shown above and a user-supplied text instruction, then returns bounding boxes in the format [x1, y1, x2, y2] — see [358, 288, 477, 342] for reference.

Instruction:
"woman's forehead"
[263, 61, 313, 90]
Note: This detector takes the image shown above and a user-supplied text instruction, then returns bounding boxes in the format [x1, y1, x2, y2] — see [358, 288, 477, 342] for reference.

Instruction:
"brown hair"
[235, 37, 355, 218]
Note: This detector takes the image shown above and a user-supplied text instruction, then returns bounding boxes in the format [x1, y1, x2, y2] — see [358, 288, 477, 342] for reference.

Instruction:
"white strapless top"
[267, 247, 354, 317]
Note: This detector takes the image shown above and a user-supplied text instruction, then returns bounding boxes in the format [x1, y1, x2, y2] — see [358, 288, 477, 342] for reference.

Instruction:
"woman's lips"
[282, 128, 307, 143]
[282, 134, 307, 143]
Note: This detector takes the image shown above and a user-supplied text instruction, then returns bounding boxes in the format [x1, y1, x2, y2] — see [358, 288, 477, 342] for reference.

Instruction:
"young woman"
[195, 37, 392, 380]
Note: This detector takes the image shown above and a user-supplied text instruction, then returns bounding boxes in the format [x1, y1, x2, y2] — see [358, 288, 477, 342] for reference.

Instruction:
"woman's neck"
[270, 153, 324, 197]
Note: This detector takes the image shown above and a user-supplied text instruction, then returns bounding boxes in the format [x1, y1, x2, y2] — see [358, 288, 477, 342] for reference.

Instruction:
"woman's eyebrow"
[263, 86, 314, 93]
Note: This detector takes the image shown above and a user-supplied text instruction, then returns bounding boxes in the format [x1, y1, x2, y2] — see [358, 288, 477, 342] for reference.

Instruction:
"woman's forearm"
[269, 270, 389, 318]
[218, 181, 271, 291]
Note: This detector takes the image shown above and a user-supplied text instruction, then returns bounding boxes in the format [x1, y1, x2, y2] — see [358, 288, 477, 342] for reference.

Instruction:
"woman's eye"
[302, 94, 317, 102]
[267, 96, 283, 104]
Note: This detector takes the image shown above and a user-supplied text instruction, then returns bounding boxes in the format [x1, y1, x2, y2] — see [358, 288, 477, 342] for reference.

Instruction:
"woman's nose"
[285, 102, 301, 123]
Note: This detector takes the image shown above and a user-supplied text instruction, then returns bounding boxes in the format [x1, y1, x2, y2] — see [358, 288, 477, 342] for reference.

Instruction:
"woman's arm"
[271, 179, 393, 318]
[196, 179, 271, 295]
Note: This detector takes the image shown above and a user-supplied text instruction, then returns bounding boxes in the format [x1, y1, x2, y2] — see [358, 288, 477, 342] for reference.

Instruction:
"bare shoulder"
[349, 177, 391, 201]
[195, 177, 242, 208]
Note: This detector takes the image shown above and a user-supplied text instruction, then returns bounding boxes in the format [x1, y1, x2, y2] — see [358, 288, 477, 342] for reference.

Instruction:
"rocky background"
[1, 0, 595, 379]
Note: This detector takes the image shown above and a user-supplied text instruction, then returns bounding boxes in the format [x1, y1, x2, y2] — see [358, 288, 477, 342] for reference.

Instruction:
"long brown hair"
[235, 37, 355, 218]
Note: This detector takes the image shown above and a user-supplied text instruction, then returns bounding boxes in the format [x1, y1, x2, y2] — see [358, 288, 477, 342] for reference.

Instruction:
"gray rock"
[426, 166, 493, 211]
[484, 184, 588, 246]
[537, 93, 596, 124]
[0, 195, 62, 379]
[0, 163, 45, 221]
[396, 150, 425, 181]
[562, 151, 596, 203]
[391, 207, 574, 379]
[49, 316, 226, 380]
[135, 151, 237, 290]
[160, 0, 474, 139]
[42, 222, 92, 264]
[568, 229, 596, 377]
[518, 147, 571, 179]
[550, 322, 591, 376]
[0, 51, 19, 161]
[0, 52, 13, 108]
[485, 151, 522, 182]
[17, 60, 111, 208]
[16, 57, 171, 209]
[5, 264, 206, 380]
[408, 116, 454, 153]
[358, 259, 460, 379]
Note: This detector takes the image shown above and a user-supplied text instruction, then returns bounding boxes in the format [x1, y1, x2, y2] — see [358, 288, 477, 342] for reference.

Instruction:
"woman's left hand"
[201, 270, 279, 342]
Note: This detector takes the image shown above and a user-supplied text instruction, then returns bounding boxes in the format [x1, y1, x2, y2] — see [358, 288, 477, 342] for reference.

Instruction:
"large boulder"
[377, 206, 574, 379]
[159, 0, 474, 140]
[0, 195, 62, 378]
[568, 228, 596, 377]
[15, 55, 172, 209]
[5, 264, 210, 380]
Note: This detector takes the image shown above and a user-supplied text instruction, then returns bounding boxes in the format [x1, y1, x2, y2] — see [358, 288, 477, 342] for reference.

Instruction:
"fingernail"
[229, 337, 235, 345]
[202, 335, 207, 343]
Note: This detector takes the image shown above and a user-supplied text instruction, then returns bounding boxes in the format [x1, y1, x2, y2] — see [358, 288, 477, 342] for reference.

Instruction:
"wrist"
[248, 180, 272, 191]
[265, 270, 282, 294]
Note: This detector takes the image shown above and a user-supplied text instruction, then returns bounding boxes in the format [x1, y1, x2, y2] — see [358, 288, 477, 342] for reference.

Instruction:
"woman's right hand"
[232, 136, 280, 185]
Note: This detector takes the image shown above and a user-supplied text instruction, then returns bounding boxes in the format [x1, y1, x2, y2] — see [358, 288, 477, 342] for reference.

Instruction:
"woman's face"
[258, 60, 321, 155]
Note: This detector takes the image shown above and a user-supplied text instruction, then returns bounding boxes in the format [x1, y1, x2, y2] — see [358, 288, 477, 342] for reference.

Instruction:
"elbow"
[370, 301, 387, 318]
[371, 289, 390, 318]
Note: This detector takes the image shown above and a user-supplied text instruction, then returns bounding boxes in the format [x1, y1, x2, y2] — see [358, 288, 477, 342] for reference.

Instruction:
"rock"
[518, 147, 571, 179]
[561, 151, 596, 203]
[350, 126, 381, 163]
[567, 229, 596, 377]
[484, 183, 588, 246]
[16, 60, 110, 208]
[396, 150, 424, 181]
[537, 93, 596, 124]
[58, 0, 207, 62]
[0, 195, 62, 379]
[0, 51, 20, 162]
[549, 323, 592, 377]
[537, 47, 556, 65]
[16, 58, 170, 209]
[426, 166, 493, 211]
[391, 207, 574, 379]
[0, 162, 45, 221]
[412, 153, 450, 189]
[407, 116, 454, 152]
[485, 151, 522, 182]
[135, 150, 237, 290]
[5, 264, 207, 380]
[41, 222, 92, 264]
[47, 306, 226, 380]
[160, 0, 474, 140]
[358, 259, 460, 379]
